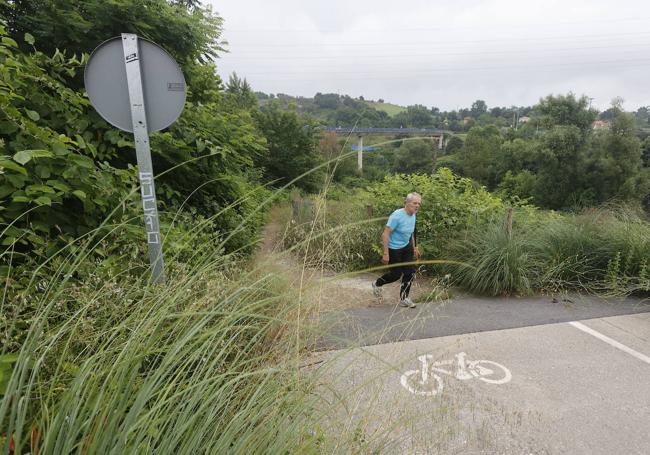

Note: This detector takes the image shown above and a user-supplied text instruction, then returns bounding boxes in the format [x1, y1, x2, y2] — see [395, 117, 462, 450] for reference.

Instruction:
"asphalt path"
[314, 296, 650, 454]
[317, 292, 650, 350]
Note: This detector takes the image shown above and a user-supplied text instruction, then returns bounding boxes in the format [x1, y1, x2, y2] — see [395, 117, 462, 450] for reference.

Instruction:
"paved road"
[314, 311, 650, 454]
[317, 292, 650, 349]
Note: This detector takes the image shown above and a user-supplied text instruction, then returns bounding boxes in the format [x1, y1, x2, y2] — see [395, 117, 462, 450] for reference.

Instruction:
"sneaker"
[372, 282, 382, 298]
[399, 297, 416, 308]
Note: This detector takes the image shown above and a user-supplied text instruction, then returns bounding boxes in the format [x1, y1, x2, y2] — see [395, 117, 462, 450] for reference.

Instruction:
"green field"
[365, 100, 406, 116]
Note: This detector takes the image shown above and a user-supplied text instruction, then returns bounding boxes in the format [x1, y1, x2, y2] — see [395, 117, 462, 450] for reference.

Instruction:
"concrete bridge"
[321, 127, 449, 171]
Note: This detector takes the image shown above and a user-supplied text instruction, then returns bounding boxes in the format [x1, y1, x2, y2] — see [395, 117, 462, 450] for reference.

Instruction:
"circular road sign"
[84, 36, 186, 133]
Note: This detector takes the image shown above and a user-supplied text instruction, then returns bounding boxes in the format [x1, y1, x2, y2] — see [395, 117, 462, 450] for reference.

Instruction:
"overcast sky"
[206, 0, 650, 112]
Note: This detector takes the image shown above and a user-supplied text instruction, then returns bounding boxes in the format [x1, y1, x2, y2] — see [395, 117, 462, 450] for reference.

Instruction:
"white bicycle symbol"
[400, 351, 512, 396]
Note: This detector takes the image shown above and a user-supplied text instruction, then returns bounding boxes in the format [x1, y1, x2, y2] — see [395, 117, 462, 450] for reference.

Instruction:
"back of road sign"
[84, 36, 186, 133]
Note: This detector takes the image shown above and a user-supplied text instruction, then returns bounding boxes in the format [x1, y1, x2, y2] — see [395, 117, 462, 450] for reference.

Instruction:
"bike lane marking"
[399, 352, 513, 396]
[569, 320, 650, 365]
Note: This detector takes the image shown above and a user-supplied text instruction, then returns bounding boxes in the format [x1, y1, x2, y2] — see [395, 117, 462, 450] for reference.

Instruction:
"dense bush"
[284, 171, 507, 273]
[368, 169, 505, 257]
[286, 175, 650, 297]
[0, 24, 270, 269]
[0, 28, 141, 258]
[442, 205, 650, 296]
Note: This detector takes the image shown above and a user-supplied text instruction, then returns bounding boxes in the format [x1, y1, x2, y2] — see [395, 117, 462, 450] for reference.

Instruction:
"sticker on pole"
[84, 36, 186, 133]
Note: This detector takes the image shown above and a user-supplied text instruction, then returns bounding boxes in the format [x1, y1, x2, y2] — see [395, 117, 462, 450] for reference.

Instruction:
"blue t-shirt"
[386, 208, 416, 249]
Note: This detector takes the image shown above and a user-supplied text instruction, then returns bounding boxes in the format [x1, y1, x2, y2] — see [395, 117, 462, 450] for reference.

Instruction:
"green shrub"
[532, 213, 603, 291]
[588, 205, 650, 294]
[443, 222, 538, 296]
[0, 27, 142, 258]
[368, 169, 505, 257]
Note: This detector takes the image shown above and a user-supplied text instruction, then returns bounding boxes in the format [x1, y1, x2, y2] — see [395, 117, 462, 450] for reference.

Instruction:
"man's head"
[404, 192, 421, 215]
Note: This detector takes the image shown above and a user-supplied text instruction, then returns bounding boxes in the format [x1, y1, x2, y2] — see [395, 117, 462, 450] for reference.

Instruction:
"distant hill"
[364, 100, 406, 116]
[255, 91, 403, 128]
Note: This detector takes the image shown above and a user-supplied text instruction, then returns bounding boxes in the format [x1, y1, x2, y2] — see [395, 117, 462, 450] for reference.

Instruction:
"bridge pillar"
[438, 133, 444, 149]
[357, 135, 363, 171]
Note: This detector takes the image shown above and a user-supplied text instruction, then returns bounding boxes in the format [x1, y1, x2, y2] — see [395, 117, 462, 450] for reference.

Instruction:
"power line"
[229, 56, 650, 79]
[222, 30, 650, 48]
[222, 16, 650, 34]
[224, 42, 650, 61]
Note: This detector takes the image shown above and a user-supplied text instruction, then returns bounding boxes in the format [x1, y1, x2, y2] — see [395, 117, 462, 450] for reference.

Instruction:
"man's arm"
[381, 226, 392, 264]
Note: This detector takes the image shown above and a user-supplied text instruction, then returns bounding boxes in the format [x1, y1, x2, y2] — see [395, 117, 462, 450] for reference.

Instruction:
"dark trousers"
[375, 244, 415, 300]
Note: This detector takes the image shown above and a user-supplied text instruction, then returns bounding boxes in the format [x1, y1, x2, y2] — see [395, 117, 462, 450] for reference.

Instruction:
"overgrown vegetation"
[265, 92, 650, 212]
[286, 174, 650, 298]
[0, 207, 336, 453]
[3, 0, 650, 452]
[0, 3, 324, 452]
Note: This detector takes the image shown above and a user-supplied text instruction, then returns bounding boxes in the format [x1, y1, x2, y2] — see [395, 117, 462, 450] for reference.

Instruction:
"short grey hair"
[405, 192, 421, 203]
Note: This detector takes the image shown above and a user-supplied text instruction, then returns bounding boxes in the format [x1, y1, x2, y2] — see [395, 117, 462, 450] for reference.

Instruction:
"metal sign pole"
[121, 33, 165, 284]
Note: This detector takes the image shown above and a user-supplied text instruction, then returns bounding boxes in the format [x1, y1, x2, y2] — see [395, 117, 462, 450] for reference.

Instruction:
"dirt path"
[256, 205, 441, 315]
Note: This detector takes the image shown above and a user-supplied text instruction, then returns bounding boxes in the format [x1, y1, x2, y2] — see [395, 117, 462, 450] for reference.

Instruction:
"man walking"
[372, 192, 421, 308]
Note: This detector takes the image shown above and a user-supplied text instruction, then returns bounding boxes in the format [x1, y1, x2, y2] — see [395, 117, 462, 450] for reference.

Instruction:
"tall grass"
[533, 215, 602, 291]
[441, 204, 650, 296]
[0, 201, 335, 453]
[283, 194, 381, 273]
[6, 152, 649, 453]
[443, 222, 538, 296]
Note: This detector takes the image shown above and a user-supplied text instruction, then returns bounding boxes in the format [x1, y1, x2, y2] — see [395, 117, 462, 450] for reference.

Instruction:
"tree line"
[257, 90, 650, 211]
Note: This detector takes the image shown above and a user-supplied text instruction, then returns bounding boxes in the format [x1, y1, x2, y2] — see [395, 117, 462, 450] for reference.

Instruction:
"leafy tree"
[634, 106, 650, 129]
[224, 72, 257, 110]
[515, 94, 596, 208]
[313, 93, 340, 110]
[184, 61, 223, 104]
[0, 22, 269, 259]
[341, 95, 365, 109]
[530, 125, 586, 208]
[535, 93, 597, 134]
[599, 107, 617, 121]
[444, 135, 464, 155]
[458, 126, 503, 188]
[490, 107, 504, 117]
[389, 104, 433, 128]
[329, 106, 360, 127]
[470, 100, 488, 118]
[492, 138, 533, 183]
[1, 0, 225, 67]
[317, 132, 356, 181]
[405, 104, 434, 128]
[393, 139, 435, 174]
[641, 136, 650, 167]
[584, 104, 649, 202]
[496, 170, 536, 201]
[254, 102, 323, 192]
[462, 117, 476, 131]
[0, 27, 138, 255]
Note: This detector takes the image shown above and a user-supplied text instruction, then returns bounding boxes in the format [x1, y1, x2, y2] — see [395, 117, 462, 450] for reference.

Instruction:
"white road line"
[569, 321, 650, 365]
